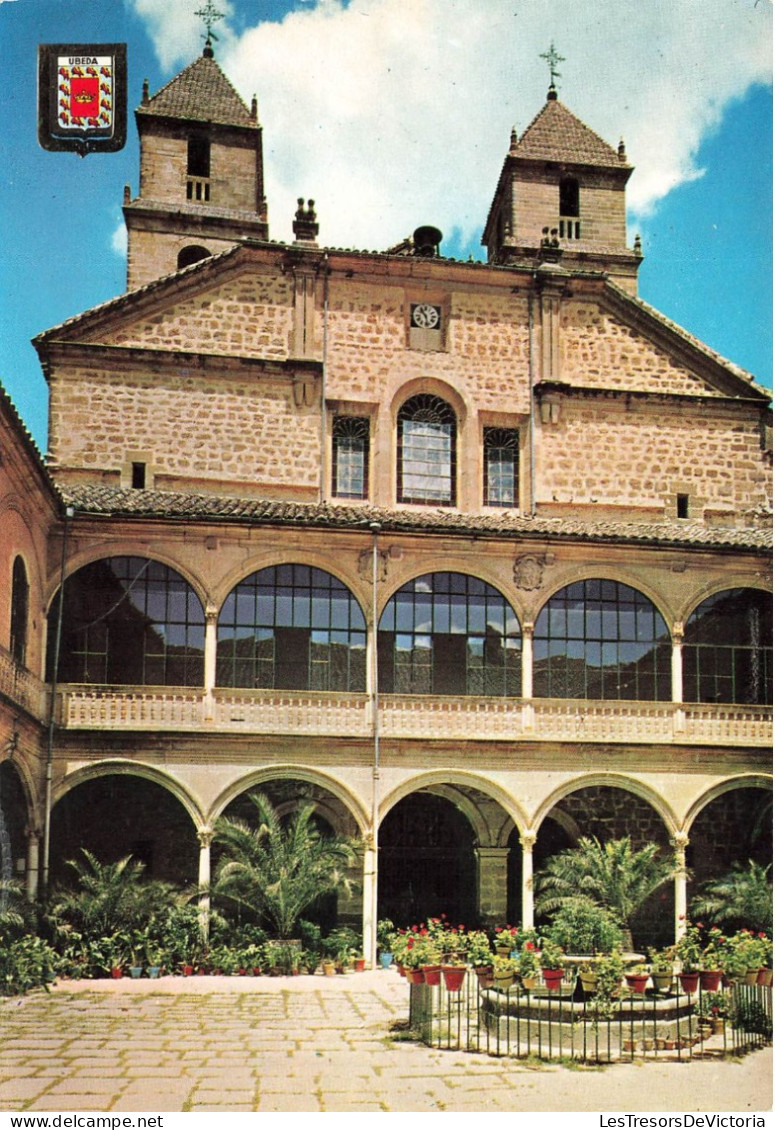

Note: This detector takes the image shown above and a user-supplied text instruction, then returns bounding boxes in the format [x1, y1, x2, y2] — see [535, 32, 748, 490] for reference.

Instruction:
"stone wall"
[536, 397, 769, 517]
[48, 365, 321, 495]
[562, 301, 723, 395]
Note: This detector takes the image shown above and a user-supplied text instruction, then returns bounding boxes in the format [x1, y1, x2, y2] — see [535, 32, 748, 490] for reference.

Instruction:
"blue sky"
[0, 0, 771, 452]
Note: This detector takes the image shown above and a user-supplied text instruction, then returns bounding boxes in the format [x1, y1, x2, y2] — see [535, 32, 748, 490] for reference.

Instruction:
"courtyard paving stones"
[0, 973, 771, 1113]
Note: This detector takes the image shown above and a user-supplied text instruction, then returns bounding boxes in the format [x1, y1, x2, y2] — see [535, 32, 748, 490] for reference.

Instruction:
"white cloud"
[128, 0, 238, 70]
[110, 212, 128, 258]
[133, 0, 773, 252]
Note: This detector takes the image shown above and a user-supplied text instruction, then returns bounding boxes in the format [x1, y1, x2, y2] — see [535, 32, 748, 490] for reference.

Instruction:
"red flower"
[407, 939, 414, 950]
[526, 942, 536, 950]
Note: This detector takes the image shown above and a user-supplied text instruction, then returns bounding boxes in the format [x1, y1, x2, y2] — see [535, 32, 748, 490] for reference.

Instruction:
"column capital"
[672, 831, 689, 852]
[205, 606, 219, 624]
[672, 622, 685, 644]
[197, 826, 215, 849]
[519, 831, 537, 851]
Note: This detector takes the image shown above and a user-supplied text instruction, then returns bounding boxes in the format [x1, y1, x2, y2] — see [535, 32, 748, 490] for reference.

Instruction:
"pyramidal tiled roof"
[140, 53, 255, 128]
[516, 94, 625, 168]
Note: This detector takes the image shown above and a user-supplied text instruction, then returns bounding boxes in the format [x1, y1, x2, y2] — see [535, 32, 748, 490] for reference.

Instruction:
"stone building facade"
[1, 49, 771, 958]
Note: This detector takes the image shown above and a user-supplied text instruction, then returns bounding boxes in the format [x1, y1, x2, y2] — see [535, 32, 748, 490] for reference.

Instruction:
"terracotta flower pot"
[441, 965, 467, 992]
[110, 967, 123, 979]
[700, 970, 722, 991]
[678, 972, 699, 994]
[542, 968, 564, 991]
[625, 973, 649, 994]
[757, 968, 773, 986]
[422, 964, 441, 986]
[473, 964, 494, 988]
[406, 968, 425, 985]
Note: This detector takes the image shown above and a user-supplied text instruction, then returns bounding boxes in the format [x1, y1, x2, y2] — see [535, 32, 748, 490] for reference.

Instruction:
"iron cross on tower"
[540, 42, 565, 93]
[195, 1, 225, 55]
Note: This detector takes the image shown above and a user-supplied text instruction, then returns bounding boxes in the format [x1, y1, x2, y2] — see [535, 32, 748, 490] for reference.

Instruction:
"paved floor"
[0, 973, 771, 1113]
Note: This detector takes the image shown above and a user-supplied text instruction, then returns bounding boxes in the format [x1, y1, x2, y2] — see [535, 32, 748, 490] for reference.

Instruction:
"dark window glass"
[187, 135, 210, 178]
[534, 580, 671, 701]
[46, 557, 205, 686]
[484, 427, 520, 507]
[10, 556, 29, 667]
[560, 176, 580, 217]
[378, 572, 521, 697]
[397, 395, 456, 505]
[217, 565, 366, 691]
[131, 462, 146, 489]
[332, 416, 369, 498]
[683, 588, 772, 705]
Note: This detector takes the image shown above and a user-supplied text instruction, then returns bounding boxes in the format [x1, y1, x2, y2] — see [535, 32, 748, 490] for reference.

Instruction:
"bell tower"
[123, 34, 268, 290]
[482, 49, 642, 293]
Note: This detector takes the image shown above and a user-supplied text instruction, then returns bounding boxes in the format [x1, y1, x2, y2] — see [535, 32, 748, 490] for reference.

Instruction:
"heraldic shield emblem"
[38, 43, 127, 156]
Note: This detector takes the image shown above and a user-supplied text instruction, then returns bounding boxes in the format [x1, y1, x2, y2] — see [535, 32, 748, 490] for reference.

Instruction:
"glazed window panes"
[216, 564, 366, 691]
[397, 395, 456, 505]
[533, 579, 671, 700]
[47, 557, 205, 686]
[332, 416, 369, 499]
[378, 572, 521, 696]
[484, 428, 520, 507]
[683, 588, 772, 705]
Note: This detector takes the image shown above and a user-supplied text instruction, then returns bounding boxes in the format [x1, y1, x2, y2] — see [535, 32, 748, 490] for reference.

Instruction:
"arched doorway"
[217, 778, 363, 936]
[0, 760, 28, 890]
[688, 786, 771, 892]
[51, 773, 199, 887]
[535, 783, 674, 950]
[378, 792, 477, 927]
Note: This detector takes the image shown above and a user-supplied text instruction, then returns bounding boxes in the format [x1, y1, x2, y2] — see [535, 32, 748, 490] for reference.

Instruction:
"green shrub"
[547, 897, 624, 955]
[0, 934, 57, 995]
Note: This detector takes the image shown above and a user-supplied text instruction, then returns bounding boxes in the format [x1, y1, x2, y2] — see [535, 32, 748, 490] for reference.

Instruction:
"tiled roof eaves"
[534, 380, 766, 408]
[59, 484, 772, 554]
[0, 382, 60, 502]
[32, 244, 244, 346]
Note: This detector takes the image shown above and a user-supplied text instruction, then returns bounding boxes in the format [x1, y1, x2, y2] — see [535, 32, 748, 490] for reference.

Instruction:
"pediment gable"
[33, 246, 295, 364]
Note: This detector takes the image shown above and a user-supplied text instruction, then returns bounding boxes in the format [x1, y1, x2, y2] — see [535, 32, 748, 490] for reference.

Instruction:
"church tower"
[123, 40, 268, 290]
[482, 83, 642, 293]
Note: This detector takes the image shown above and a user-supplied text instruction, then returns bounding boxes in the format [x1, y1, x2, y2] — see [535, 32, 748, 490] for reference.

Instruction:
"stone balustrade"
[0, 647, 48, 720]
[53, 685, 772, 747]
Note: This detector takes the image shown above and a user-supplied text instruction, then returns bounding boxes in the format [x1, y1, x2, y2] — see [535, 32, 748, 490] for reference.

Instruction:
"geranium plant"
[675, 920, 703, 972]
[539, 937, 564, 971]
[464, 930, 493, 967]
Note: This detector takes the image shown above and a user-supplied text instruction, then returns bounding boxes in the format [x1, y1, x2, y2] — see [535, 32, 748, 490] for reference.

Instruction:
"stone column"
[203, 608, 218, 720]
[475, 846, 509, 925]
[361, 842, 377, 968]
[671, 623, 684, 705]
[197, 826, 214, 940]
[25, 827, 39, 902]
[521, 621, 534, 700]
[520, 832, 537, 929]
[672, 831, 690, 944]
